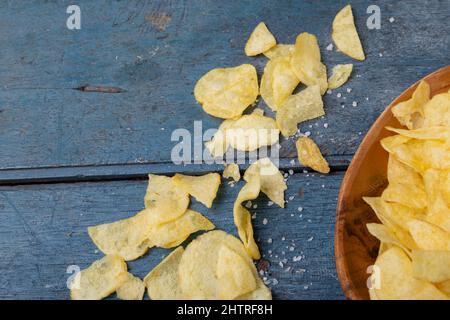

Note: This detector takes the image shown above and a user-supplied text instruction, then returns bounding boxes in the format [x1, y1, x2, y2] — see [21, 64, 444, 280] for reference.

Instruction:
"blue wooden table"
[0, 0, 448, 300]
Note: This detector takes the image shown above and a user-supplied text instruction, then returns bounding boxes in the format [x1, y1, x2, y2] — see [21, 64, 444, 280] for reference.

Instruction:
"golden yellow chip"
[88, 209, 154, 261]
[70, 255, 127, 300]
[235, 278, 273, 300]
[206, 109, 280, 157]
[147, 209, 215, 248]
[116, 273, 145, 300]
[372, 247, 447, 300]
[144, 174, 189, 222]
[244, 157, 287, 207]
[437, 280, 450, 297]
[217, 245, 257, 299]
[327, 64, 353, 89]
[391, 81, 430, 129]
[245, 22, 276, 56]
[296, 136, 330, 174]
[276, 85, 324, 137]
[260, 56, 300, 111]
[422, 92, 450, 127]
[290, 33, 328, 94]
[386, 126, 450, 141]
[144, 246, 185, 300]
[411, 250, 450, 283]
[408, 219, 450, 251]
[173, 173, 221, 208]
[367, 223, 411, 256]
[263, 44, 295, 59]
[223, 163, 241, 182]
[423, 169, 450, 232]
[194, 64, 259, 119]
[332, 5, 365, 61]
[178, 230, 262, 300]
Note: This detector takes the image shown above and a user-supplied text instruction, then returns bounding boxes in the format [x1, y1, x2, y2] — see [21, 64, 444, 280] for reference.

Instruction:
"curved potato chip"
[173, 173, 221, 208]
[411, 250, 450, 283]
[296, 137, 330, 174]
[235, 277, 272, 300]
[408, 219, 450, 251]
[373, 247, 447, 300]
[423, 169, 450, 231]
[70, 255, 127, 300]
[144, 174, 189, 222]
[260, 56, 300, 111]
[144, 246, 185, 300]
[194, 64, 259, 119]
[223, 163, 241, 182]
[290, 33, 327, 94]
[366, 223, 411, 256]
[276, 85, 324, 137]
[391, 81, 430, 129]
[327, 64, 353, 89]
[206, 109, 280, 157]
[245, 22, 276, 56]
[332, 5, 365, 61]
[423, 92, 450, 127]
[147, 209, 215, 248]
[116, 273, 145, 300]
[178, 230, 262, 299]
[382, 183, 427, 210]
[386, 126, 450, 141]
[217, 245, 257, 299]
[88, 209, 154, 261]
[263, 44, 295, 59]
[244, 157, 287, 207]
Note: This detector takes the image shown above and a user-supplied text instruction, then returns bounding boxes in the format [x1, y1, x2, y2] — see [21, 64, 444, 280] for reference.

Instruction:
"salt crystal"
[323, 123, 329, 128]
[307, 236, 314, 242]
[253, 204, 258, 209]
[389, 17, 395, 23]
[288, 169, 294, 175]
[289, 196, 294, 201]
[298, 207, 303, 212]
[304, 131, 311, 137]
[263, 218, 268, 225]
[245, 201, 252, 208]
[268, 201, 273, 206]
[267, 238, 273, 244]
[337, 93, 342, 98]
[352, 101, 358, 107]
[346, 88, 352, 93]
[326, 43, 334, 51]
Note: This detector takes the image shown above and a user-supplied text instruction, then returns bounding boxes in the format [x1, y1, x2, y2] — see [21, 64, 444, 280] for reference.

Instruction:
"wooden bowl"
[335, 65, 450, 300]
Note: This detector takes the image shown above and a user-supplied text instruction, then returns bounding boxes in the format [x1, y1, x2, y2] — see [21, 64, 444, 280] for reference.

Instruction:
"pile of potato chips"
[365, 81, 450, 300]
[70, 4, 369, 300]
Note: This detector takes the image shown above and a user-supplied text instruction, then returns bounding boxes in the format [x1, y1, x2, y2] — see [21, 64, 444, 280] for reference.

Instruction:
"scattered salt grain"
[389, 17, 395, 23]
[307, 236, 314, 242]
[323, 123, 329, 128]
[245, 201, 252, 208]
[288, 169, 294, 175]
[326, 43, 334, 51]
[267, 238, 273, 244]
[346, 88, 352, 93]
[263, 218, 268, 225]
[336, 93, 342, 98]
[289, 196, 295, 201]
[297, 207, 303, 212]
[253, 204, 258, 209]
[352, 101, 358, 107]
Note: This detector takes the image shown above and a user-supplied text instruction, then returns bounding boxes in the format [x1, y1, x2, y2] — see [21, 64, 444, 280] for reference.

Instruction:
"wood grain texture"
[0, 172, 344, 300]
[0, 0, 448, 179]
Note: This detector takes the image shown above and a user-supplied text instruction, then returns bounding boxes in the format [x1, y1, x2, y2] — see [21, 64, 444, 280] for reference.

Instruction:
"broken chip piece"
[332, 4, 365, 61]
[296, 136, 330, 174]
[70, 255, 128, 300]
[327, 64, 353, 89]
[194, 64, 259, 119]
[263, 44, 295, 59]
[173, 173, 221, 208]
[245, 22, 276, 56]
[223, 163, 241, 182]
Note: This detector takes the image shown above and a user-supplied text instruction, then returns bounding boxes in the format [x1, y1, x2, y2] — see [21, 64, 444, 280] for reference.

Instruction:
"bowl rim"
[334, 65, 450, 300]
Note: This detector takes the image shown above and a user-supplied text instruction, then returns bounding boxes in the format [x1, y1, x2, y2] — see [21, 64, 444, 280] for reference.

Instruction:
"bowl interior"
[335, 66, 450, 300]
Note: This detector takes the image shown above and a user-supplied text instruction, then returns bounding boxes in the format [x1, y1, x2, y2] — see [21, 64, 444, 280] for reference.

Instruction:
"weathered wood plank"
[0, 0, 448, 177]
[0, 172, 344, 300]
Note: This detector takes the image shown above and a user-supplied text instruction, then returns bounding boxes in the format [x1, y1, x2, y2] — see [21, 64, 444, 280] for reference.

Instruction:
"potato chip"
[144, 174, 189, 222]
[70, 255, 127, 300]
[245, 22, 276, 56]
[223, 163, 241, 182]
[411, 250, 450, 283]
[88, 209, 154, 261]
[437, 280, 450, 297]
[391, 81, 430, 129]
[386, 126, 450, 141]
[217, 245, 257, 299]
[332, 5, 365, 61]
[173, 173, 221, 208]
[194, 64, 259, 119]
[372, 247, 447, 300]
[263, 44, 295, 59]
[327, 64, 353, 89]
[233, 173, 261, 260]
[144, 246, 185, 300]
[290, 33, 328, 94]
[422, 92, 450, 127]
[178, 230, 264, 299]
[206, 109, 280, 157]
[276, 85, 324, 137]
[235, 278, 272, 300]
[408, 219, 450, 251]
[295, 137, 330, 174]
[366, 223, 411, 256]
[423, 169, 450, 231]
[260, 56, 300, 111]
[116, 273, 145, 300]
[244, 157, 287, 207]
[147, 209, 215, 248]
[364, 197, 419, 250]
